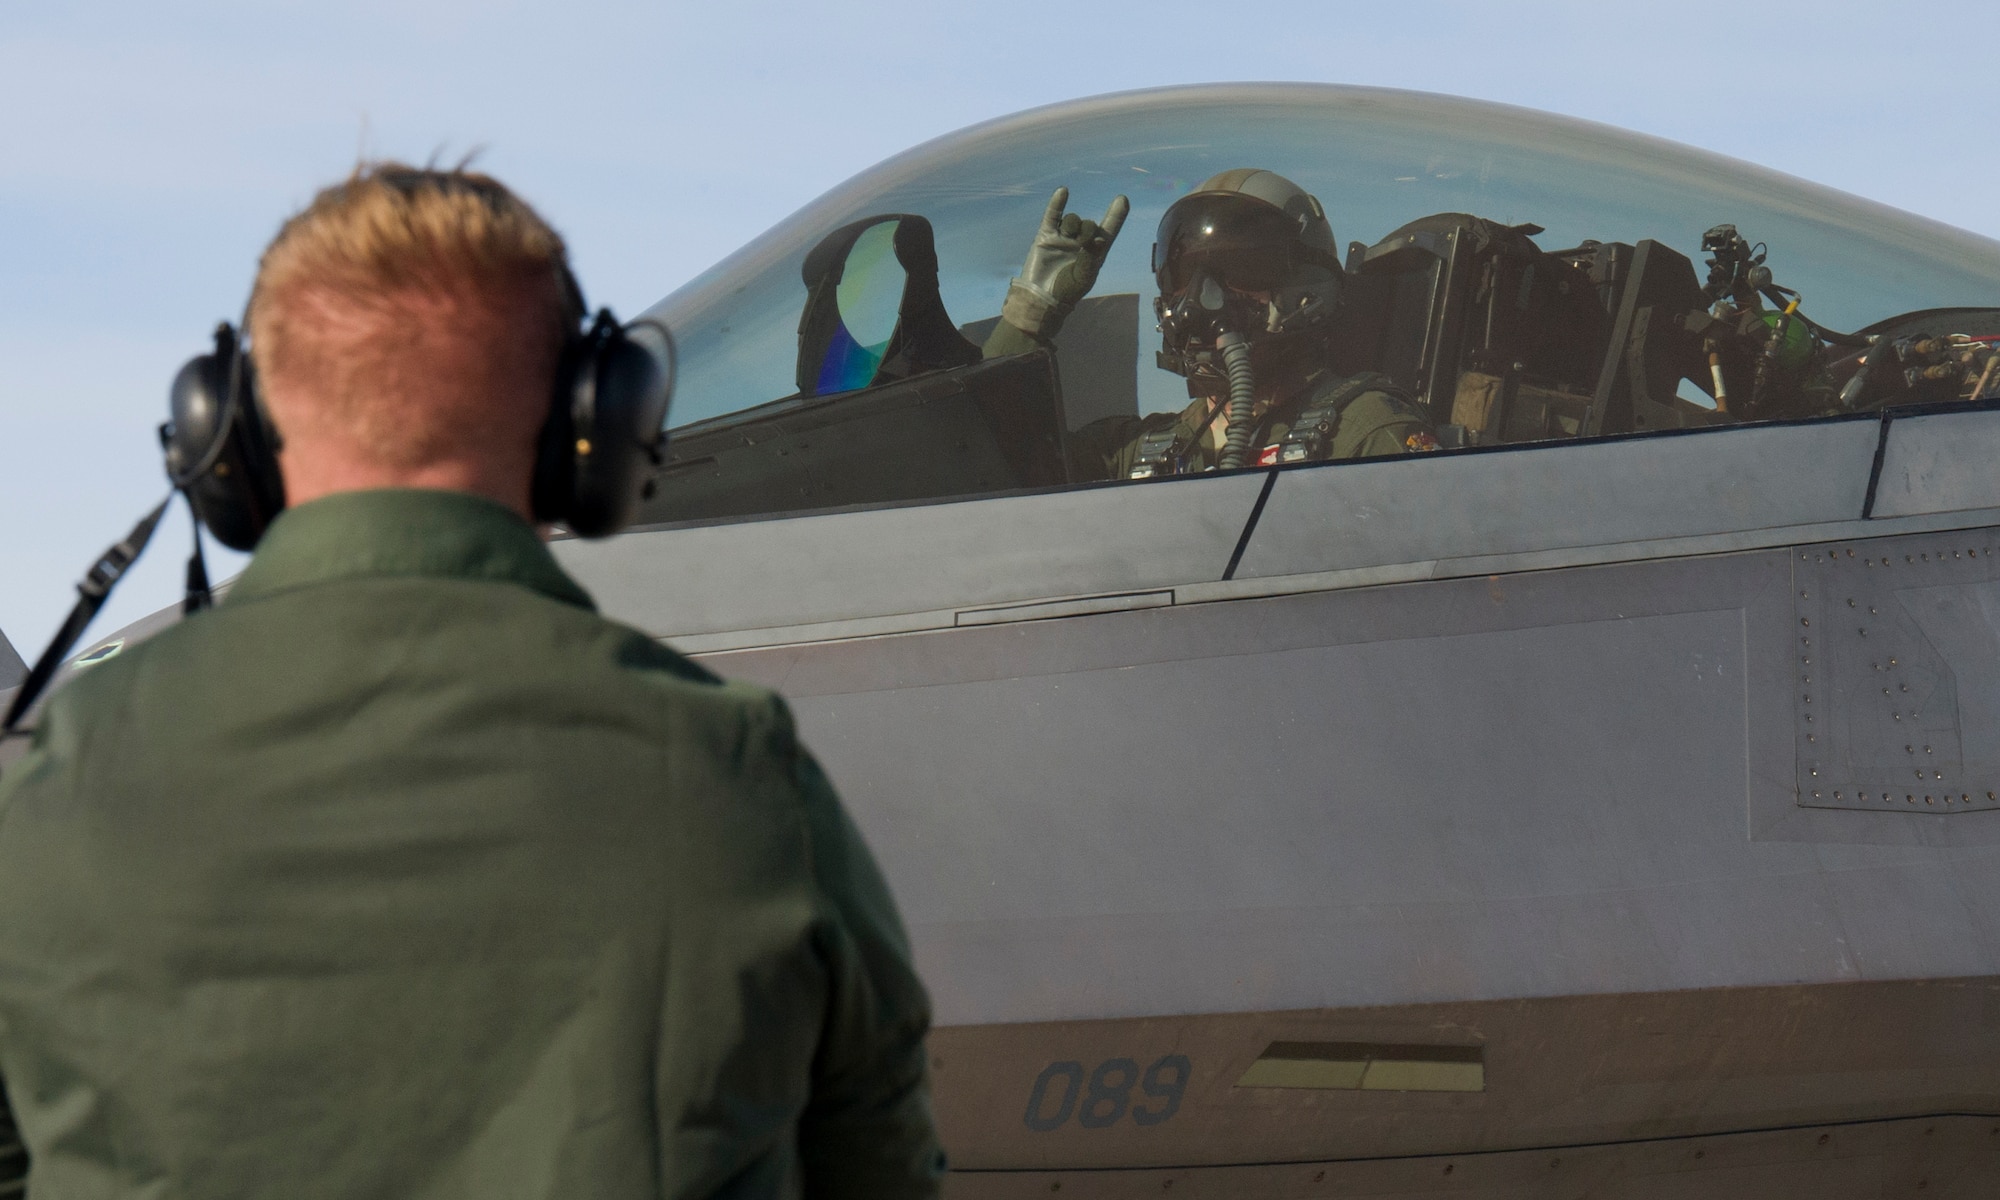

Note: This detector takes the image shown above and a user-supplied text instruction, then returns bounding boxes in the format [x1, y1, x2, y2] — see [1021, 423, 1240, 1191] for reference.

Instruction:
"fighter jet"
[10, 83, 2000, 1194]
[0, 633, 22, 701]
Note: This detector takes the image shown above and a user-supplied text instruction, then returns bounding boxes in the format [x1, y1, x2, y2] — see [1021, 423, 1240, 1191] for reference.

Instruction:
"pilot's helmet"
[1152, 168, 1345, 381]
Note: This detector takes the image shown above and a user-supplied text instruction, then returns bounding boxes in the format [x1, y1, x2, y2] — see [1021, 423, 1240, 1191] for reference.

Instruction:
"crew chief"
[0, 164, 945, 1198]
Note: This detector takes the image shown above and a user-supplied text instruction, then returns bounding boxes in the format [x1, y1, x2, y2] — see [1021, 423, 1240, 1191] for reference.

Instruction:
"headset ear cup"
[164, 324, 286, 551]
[235, 356, 287, 520]
[530, 338, 581, 527]
[564, 315, 672, 539]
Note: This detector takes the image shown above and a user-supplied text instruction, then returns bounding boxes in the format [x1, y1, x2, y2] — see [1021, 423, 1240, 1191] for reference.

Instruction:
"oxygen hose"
[1215, 332, 1257, 471]
[1758, 285, 1870, 348]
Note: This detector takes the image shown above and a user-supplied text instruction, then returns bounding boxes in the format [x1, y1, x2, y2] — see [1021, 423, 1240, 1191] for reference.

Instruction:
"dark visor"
[1153, 192, 1304, 295]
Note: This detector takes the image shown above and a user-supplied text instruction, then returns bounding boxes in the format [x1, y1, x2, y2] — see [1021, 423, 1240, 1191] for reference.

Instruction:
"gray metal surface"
[1795, 533, 2000, 813]
[955, 590, 1171, 627]
[0, 630, 22, 691]
[1870, 407, 2000, 519]
[558, 415, 1920, 653]
[943, 1114, 2000, 1197]
[702, 535, 2000, 1030]
[928, 980, 2000, 1175]
[1233, 418, 1880, 581]
[554, 471, 1267, 639]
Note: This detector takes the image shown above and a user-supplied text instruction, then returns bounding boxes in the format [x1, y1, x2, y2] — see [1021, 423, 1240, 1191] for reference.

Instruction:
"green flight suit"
[1071, 370, 1435, 481]
[0, 489, 944, 1200]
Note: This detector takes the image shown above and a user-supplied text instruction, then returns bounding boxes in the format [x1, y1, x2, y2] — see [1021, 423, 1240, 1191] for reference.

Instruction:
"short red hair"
[247, 162, 577, 471]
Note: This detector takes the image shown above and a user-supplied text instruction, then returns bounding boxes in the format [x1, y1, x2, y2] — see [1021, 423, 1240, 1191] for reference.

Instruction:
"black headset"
[5, 192, 677, 737]
[163, 274, 675, 551]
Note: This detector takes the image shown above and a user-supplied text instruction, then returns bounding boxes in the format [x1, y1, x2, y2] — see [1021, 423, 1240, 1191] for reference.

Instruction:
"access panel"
[1795, 532, 2000, 812]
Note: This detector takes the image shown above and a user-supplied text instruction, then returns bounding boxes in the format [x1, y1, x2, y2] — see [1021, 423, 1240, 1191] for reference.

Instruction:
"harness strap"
[1276, 371, 1403, 461]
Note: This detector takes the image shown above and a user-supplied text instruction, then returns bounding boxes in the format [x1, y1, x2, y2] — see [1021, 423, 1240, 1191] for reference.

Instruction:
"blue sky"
[3, 0, 1994, 658]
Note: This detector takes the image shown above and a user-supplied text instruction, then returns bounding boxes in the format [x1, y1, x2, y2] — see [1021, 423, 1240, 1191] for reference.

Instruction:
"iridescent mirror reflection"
[815, 220, 905, 394]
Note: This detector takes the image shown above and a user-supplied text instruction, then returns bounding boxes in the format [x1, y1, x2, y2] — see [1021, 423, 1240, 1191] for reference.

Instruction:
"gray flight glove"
[997, 187, 1130, 344]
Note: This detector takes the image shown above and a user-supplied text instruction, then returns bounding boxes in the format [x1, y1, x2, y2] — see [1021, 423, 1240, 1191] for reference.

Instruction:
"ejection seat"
[1335, 212, 1718, 446]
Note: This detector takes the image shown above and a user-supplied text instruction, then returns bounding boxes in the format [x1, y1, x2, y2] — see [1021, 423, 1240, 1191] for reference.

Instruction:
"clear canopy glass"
[635, 84, 2000, 525]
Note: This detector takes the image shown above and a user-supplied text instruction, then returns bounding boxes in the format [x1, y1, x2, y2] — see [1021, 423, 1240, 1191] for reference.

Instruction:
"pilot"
[985, 169, 1437, 479]
[0, 165, 945, 1198]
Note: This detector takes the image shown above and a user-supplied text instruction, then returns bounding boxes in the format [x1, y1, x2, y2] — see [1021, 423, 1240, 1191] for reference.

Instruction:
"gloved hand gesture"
[1000, 187, 1130, 343]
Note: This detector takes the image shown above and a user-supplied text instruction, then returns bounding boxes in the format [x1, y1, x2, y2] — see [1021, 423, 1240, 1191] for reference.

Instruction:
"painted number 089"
[1022, 1055, 1192, 1132]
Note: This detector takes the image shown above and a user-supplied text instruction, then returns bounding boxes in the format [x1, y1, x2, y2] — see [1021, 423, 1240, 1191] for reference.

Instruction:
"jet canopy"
[634, 84, 2000, 527]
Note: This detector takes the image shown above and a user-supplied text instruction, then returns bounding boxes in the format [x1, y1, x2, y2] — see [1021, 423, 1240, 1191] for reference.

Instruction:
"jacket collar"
[226, 489, 595, 611]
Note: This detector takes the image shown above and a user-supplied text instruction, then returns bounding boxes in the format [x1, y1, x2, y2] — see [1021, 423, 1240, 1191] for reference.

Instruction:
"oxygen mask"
[1153, 195, 1342, 378]
[1154, 269, 1265, 375]
[1146, 266, 1262, 469]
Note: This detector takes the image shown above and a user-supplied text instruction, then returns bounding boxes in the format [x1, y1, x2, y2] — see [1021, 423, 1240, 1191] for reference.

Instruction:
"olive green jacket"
[1070, 372, 1434, 481]
[0, 490, 944, 1200]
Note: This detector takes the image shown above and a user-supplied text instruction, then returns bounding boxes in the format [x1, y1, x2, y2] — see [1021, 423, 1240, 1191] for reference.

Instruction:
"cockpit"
[632, 84, 2000, 529]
